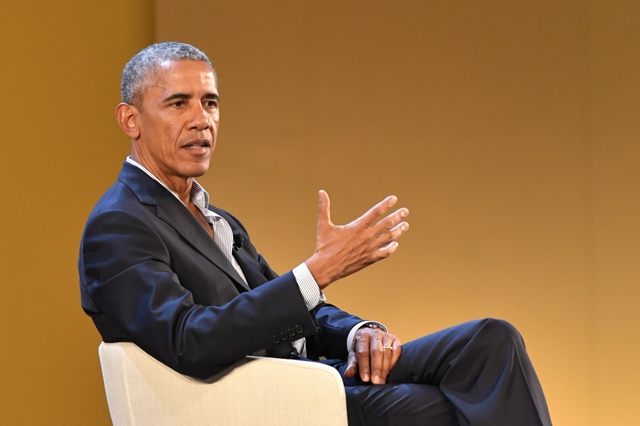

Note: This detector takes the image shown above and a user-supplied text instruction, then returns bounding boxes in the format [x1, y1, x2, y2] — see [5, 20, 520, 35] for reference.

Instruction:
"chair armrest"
[99, 342, 348, 426]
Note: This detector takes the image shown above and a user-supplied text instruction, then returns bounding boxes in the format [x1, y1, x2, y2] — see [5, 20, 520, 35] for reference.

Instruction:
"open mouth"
[183, 140, 211, 149]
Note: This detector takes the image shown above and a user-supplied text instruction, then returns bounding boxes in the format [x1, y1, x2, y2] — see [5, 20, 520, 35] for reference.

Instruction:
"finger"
[390, 340, 402, 371]
[379, 342, 394, 384]
[355, 334, 372, 382]
[376, 221, 410, 248]
[371, 208, 410, 236]
[356, 195, 398, 228]
[389, 221, 410, 240]
[371, 212, 410, 259]
[344, 350, 358, 379]
[369, 333, 385, 385]
[376, 241, 399, 259]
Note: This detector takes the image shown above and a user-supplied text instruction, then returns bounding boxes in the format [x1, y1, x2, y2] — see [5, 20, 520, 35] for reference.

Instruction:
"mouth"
[180, 139, 214, 157]
[182, 139, 212, 149]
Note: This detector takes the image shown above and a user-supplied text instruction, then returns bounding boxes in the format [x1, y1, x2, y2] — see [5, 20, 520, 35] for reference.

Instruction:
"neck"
[164, 177, 193, 205]
[128, 154, 194, 205]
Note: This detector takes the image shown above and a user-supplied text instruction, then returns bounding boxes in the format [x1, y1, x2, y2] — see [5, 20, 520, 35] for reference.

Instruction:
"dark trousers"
[332, 318, 553, 426]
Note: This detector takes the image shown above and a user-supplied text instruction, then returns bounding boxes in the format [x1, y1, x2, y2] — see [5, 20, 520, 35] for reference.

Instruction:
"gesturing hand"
[305, 190, 409, 289]
[344, 326, 402, 385]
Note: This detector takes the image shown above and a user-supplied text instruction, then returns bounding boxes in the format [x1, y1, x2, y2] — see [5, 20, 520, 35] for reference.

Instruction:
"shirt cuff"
[346, 321, 388, 353]
[292, 263, 326, 311]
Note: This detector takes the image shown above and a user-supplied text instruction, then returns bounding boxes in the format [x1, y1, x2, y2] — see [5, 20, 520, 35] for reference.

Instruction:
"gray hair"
[121, 41, 216, 106]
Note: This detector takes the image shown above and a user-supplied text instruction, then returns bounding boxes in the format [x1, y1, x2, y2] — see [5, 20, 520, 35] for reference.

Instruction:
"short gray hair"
[121, 42, 216, 106]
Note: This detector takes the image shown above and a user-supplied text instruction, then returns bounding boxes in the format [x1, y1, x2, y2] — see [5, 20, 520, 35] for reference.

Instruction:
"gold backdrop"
[1, 1, 638, 425]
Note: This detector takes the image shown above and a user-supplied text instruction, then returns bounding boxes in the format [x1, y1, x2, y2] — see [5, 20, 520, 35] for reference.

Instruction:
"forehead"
[146, 60, 217, 96]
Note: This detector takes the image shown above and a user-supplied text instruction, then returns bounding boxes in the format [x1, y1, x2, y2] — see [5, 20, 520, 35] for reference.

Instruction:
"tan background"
[1, 1, 638, 425]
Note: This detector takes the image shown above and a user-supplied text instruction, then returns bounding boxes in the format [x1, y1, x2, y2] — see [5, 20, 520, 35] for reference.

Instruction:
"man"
[79, 42, 553, 425]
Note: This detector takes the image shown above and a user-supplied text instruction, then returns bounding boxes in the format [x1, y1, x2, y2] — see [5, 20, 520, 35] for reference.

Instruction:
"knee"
[478, 318, 526, 348]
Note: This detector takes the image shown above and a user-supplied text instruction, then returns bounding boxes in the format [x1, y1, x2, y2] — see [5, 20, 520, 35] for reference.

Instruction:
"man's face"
[130, 60, 219, 189]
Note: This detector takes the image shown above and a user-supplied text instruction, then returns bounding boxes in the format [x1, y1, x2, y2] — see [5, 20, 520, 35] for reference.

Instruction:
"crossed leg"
[335, 318, 552, 426]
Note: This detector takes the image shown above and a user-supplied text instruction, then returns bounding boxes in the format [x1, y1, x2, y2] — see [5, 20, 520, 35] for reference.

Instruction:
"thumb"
[317, 190, 332, 227]
[344, 351, 357, 379]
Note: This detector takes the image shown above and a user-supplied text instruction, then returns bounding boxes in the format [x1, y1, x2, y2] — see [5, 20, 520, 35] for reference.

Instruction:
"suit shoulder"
[88, 180, 148, 218]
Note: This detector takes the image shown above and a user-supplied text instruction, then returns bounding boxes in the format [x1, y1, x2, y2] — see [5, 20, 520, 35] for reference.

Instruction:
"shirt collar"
[126, 156, 220, 222]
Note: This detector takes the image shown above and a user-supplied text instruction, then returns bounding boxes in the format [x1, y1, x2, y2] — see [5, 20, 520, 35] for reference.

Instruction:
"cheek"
[208, 118, 220, 137]
[163, 122, 186, 143]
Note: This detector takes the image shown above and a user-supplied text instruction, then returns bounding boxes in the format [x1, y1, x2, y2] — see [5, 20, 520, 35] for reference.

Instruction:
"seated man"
[79, 42, 553, 426]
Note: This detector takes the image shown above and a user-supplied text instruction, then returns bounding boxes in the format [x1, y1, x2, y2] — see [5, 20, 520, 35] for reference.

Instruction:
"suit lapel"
[210, 207, 271, 290]
[118, 163, 250, 291]
[232, 249, 268, 289]
[156, 204, 251, 291]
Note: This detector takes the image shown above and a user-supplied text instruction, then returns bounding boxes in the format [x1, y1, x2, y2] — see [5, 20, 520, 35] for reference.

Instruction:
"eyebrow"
[163, 92, 220, 103]
[203, 92, 220, 102]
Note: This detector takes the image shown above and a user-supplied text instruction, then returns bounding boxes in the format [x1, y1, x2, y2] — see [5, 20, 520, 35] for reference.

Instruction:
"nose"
[189, 104, 211, 131]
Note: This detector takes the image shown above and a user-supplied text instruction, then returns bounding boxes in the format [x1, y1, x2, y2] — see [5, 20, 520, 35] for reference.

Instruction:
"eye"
[204, 100, 219, 108]
[173, 100, 185, 107]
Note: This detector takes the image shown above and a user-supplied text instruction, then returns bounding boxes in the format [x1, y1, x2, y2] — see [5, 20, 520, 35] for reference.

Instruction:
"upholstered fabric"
[98, 342, 348, 426]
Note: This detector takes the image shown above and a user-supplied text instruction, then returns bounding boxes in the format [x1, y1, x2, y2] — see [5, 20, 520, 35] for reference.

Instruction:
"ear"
[115, 103, 140, 140]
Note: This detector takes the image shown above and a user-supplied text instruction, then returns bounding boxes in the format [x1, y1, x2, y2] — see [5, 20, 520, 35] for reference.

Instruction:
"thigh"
[345, 383, 459, 426]
[387, 318, 498, 385]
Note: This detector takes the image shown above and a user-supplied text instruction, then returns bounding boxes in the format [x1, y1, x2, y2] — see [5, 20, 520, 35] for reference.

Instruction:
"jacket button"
[295, 324, 304, 334]
[280, 332, 289, 341]
[288, 328, 296, 337]
[273, 335, 281, 344]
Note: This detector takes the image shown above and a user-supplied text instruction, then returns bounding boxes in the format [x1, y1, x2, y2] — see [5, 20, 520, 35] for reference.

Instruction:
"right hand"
[304, 190, 409, 289]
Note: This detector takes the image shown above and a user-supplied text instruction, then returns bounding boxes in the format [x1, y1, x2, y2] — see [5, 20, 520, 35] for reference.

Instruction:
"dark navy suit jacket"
[79, 162, 363, 379]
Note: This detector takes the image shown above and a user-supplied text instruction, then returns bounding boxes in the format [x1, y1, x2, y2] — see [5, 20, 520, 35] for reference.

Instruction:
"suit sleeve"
[80, 209, 318, 379]
[215, 209, 365, 361]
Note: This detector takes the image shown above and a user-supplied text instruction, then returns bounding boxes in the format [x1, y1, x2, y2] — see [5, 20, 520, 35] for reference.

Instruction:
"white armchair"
[98, 342, 349, 426]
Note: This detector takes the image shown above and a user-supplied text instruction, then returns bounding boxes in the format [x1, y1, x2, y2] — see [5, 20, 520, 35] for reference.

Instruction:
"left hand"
[344, 326, 402, 385]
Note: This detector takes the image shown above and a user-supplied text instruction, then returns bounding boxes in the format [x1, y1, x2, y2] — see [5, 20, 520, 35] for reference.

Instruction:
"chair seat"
[98, 342, 349, 426]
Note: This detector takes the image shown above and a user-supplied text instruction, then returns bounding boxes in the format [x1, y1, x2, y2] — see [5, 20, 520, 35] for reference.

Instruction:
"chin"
[180, 162, 210, 178]
[190, 167, 210, 178]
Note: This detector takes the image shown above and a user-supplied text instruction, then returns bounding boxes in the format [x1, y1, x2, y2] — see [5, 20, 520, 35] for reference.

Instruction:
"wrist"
[304, 256, 331, 289]
[346, 321, 388, 352]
